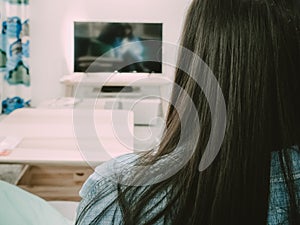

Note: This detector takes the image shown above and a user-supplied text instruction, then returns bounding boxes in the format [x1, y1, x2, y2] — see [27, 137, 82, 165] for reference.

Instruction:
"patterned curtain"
[0, 0, 30, 114]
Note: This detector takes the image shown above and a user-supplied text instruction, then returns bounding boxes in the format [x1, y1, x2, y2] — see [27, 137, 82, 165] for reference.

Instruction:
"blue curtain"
[0, 0, 30, 114]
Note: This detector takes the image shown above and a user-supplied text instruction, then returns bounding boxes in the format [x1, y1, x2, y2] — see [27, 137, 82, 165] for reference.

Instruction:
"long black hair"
[76, 0, 300, 224]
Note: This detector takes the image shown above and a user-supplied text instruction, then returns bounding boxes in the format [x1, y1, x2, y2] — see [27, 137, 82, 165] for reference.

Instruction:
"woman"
[76, 0, 300, 224]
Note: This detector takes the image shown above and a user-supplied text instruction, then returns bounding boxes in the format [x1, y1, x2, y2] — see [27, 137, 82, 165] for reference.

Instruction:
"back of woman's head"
[123, 0, 300, 224]
[175, 0, 300, 149]
[164, 0, 300, 224]
[76, 1, 300, 225]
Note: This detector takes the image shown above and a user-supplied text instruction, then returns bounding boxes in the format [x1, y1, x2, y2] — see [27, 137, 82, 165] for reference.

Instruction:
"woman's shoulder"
[77, 153, 169, 224]
[79, 153, 139, 200]
[77, 154, 139, 224]
[268, 146, 300, 225]
[270, 146, 300, 182]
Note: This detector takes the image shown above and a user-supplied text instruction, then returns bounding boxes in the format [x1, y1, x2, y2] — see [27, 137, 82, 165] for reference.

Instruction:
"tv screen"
[74, 22, 163, 73]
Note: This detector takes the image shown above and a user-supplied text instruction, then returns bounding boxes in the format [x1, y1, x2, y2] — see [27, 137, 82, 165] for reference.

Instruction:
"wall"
[30, 0, 192, 106]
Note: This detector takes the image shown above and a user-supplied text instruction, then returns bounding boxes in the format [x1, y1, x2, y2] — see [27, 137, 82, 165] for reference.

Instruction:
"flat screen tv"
[74, 22, 163, 73]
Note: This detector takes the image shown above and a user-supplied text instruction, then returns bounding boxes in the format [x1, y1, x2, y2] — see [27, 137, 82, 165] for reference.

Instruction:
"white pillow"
[0, 181, 73, 225]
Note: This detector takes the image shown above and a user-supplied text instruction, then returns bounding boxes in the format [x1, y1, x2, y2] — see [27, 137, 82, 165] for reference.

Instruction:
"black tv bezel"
[73, 21, 163, 75]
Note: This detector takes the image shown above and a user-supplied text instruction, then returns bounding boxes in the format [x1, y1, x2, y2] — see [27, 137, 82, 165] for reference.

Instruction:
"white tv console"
[59, 73, 172, 125]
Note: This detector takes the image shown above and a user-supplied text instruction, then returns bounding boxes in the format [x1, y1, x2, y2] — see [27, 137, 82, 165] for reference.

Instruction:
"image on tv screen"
[74, 22, 163, 73]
